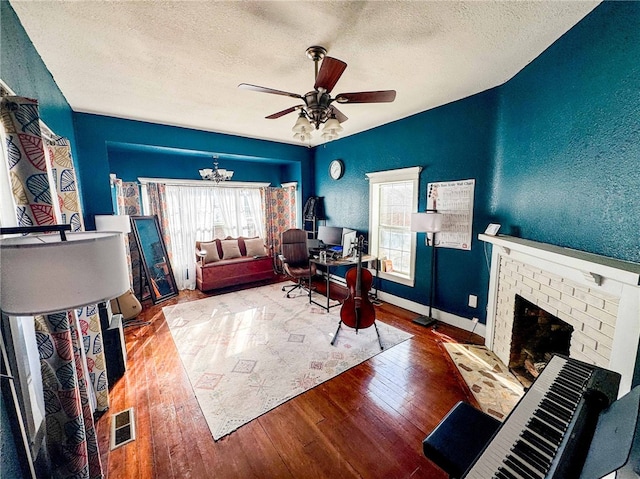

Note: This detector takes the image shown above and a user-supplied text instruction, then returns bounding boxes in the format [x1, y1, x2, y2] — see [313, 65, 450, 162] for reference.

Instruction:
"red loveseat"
[195, 237, 275, 292]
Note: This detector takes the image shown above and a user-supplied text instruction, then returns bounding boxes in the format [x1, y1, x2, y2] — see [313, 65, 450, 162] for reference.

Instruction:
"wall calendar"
[427, 179, 475, 250]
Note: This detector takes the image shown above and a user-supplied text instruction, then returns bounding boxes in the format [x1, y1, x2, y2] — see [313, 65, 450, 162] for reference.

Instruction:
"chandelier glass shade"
[292, 111, 313, 142]
[199, 156, 234, 183]
[292, 106, 342, 143]
[321, 116, 343, 141]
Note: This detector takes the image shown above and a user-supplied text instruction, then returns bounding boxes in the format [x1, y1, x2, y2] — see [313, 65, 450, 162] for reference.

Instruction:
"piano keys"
[462, 355, 621, 479]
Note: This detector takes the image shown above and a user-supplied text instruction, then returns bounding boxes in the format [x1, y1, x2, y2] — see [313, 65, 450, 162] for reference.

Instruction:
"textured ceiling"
[10, 1, 600, 147]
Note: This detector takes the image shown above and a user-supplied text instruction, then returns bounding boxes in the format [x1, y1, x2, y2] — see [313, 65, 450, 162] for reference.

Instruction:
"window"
[140, 181, 266, 290]
[367, 167, 421, 286]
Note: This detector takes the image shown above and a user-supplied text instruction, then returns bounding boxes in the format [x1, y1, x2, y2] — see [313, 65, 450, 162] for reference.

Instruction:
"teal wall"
[492, 1, 640, 263]
[107, 142, 293, 186]
[73, 113, 313, 229]
[314, 90, 499, 322]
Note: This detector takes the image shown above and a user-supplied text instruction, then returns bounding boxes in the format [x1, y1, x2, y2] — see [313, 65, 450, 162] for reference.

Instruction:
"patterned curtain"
[110, 177, 134, 286]
[1, 96, 103, 479]
[262, 185, 297, 255]
[146, 182, 173, 263]
[119, 181, 142, 216]
[114, 180, 146, 299]
[47, 136, 109, 412]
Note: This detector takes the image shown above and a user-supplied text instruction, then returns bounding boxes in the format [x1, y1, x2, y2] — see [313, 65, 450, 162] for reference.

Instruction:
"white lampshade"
[322, 132, 337, 141]
[95, 214, 131, 234]
[0, 231, 130, 315]
[199, 168, 213, 178]
[294, 131, 312, 142]
[410, 212, 443, 233]
[322, 117, 343, 133]
[292, 114, 312, 133]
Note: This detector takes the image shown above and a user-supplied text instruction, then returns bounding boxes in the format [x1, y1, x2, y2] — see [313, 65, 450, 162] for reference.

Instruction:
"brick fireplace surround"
[480, 234, 640, 395]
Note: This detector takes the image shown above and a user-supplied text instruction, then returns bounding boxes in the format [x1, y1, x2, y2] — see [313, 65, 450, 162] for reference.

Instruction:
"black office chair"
[279, 228, 316, 297]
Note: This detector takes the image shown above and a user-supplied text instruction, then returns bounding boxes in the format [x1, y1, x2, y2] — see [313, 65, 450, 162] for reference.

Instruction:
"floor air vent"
[110, 407, 136, 450]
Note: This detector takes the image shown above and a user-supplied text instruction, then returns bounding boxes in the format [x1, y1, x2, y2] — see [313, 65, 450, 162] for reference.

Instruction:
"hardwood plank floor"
[96, 279, 483, 478]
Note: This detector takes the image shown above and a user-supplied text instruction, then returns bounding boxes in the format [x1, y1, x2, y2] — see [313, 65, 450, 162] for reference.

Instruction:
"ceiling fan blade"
[330, 106, 348, 123]
[314, 57, 347, 93]
[238, 83, 302, 99]
[335, 90, 397, 104]
[265, 106, 302, 119]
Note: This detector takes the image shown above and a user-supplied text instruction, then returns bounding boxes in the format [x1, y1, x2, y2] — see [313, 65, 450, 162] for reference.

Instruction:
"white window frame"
[367, 166, 421, 287]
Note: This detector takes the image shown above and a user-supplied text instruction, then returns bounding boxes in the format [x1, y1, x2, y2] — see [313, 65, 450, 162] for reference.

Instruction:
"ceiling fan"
[238, 46, 396, 141]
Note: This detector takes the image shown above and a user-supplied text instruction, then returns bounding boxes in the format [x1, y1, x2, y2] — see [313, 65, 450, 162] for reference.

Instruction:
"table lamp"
[410, 210, 443, 327]
[0, 224, 130, 477]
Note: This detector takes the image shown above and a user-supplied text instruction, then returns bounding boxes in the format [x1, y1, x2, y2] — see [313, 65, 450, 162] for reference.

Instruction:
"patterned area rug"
[163, 283, 412, 440]
[443, 343, 524, 420]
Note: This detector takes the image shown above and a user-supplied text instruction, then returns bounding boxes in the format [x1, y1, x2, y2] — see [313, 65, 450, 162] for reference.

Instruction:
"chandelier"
[199, 156, 233, 183]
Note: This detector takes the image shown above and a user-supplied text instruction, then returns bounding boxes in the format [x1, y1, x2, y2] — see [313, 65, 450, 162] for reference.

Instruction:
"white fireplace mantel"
[479, 234, 640, 287]
[479, 234, 640, 395]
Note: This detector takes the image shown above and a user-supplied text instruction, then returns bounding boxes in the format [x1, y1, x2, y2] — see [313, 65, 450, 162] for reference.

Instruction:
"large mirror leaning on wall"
[130, 215, 178, 304]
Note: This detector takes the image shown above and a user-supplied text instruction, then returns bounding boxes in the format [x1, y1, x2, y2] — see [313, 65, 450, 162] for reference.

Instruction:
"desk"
[309, 255, 377, 312]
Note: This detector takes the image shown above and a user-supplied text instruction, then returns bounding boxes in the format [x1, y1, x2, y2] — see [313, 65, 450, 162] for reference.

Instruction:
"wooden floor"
[95, 278, 483, 478]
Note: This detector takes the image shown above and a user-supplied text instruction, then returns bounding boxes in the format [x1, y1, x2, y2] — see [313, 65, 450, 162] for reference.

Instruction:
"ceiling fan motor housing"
[304, 91, 333, 129]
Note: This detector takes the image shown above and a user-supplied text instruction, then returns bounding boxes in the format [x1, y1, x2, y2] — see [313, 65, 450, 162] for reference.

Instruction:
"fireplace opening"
[509, 295, 574, 388]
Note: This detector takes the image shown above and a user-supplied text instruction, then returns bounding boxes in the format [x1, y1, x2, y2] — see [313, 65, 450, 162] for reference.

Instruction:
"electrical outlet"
[468, 294, 478, 308]
[472, 317, 479, 324]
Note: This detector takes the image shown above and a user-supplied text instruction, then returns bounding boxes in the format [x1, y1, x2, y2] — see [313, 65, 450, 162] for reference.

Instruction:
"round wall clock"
[329, 159, 344, 180]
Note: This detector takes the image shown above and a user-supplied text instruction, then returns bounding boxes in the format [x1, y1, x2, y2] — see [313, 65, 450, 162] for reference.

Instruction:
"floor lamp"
[410, 210, 443, 328]
[0, 224, 130, 478]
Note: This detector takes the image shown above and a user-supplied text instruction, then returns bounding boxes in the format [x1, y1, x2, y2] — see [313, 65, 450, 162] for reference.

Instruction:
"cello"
[332, 236, 383, 350]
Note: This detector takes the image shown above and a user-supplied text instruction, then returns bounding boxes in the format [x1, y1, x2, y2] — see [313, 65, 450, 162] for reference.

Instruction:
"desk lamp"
[0, 224, 129, 478]
[410, 210, 443, 327]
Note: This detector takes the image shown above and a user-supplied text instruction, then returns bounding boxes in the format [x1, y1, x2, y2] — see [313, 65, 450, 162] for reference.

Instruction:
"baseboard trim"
[376, 290, 486, 338]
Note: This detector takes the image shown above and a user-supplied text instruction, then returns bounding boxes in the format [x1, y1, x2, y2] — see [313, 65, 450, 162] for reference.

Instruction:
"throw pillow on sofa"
[221, 239, 242, 259]
[200, 241, 220, 263]
[244, 237, 266, 257]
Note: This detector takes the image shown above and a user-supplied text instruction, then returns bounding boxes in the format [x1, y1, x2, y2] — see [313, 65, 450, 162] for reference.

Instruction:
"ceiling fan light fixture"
[323, 117, 343, 133]
[293, 131, 312, 142]
[292, 112, 312, 133]
[321, 132, 336, 141]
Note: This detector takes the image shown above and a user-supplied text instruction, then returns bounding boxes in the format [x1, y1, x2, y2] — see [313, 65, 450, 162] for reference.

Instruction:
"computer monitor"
[341, 229, 357, 257]
[317, 225, 343, 247]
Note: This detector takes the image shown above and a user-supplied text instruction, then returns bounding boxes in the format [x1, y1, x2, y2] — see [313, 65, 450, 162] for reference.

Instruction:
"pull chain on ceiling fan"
[238, 46, 396, 142]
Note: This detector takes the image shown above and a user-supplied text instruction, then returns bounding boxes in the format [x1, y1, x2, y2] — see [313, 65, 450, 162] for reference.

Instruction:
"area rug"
[162, 283, 412, 440]
[443, 342, 524, 420]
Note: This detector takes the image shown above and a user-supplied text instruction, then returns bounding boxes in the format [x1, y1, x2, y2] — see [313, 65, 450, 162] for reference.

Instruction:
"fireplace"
[509, 295, 573, 387]
[479, 234, 640, 395]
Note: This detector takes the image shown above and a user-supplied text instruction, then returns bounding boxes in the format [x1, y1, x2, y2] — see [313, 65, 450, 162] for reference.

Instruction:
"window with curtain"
[367, 167, 421, 286]
[155, 184, 265, 290]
